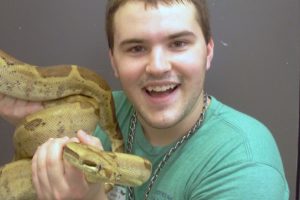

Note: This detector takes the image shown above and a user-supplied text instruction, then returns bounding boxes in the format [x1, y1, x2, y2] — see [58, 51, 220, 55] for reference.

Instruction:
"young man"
[0, 0, 289, 199]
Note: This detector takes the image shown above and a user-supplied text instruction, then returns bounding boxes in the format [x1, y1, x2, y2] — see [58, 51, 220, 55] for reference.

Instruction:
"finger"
[0, 93, 43, 125]
[77, 130, 103, 150]
[32, 145, 42, 198]
[0, 95, 16, 114]
[63, 158, 89, 193]
[33, 139, 54, 199]
[13, 99, 30, 116]
[25, 100, 44, 114]
[0, 96, 18, 124]
[14, 99, 43, 116]
[46, 137, 70, 195]
[0, 93, 5, 100]
[0, 95, 28, 125]
[68, 137, 80, 143]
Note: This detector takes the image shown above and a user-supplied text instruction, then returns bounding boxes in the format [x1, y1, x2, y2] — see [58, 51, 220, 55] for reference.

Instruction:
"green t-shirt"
[94, 91, 289, 200]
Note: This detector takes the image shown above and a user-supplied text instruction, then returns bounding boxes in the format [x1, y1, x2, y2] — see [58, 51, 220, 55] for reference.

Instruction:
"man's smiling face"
[109, 1, 214, 143]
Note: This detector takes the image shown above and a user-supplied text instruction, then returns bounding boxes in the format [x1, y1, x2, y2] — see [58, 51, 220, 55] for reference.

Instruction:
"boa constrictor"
[0, 50, 152, 200]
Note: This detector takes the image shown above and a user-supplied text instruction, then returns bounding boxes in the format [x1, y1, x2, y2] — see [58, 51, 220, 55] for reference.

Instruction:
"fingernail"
[70, 137, 80, 143]
[78, 129, 86, 136]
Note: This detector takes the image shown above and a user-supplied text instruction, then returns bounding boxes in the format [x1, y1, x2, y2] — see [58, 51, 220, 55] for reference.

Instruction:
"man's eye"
[128, 46, 146, 53]
[170, 40, 188, 49]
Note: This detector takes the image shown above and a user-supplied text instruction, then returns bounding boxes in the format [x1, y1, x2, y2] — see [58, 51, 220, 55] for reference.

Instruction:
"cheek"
[114, 58, 144, 86]
[173, 50, 207, 79]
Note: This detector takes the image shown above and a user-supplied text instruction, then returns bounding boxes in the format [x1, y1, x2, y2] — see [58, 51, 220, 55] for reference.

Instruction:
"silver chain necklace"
[126, 94, 208, 200]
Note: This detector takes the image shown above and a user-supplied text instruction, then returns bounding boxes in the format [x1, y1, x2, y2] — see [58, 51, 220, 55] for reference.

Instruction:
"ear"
[109, 50, 119, 78]
[205, 38, 214, 70]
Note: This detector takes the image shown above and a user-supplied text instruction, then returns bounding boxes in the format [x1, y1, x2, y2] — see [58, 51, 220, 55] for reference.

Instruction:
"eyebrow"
[119, 31, 196, 47]
[168, 31, 196, 40]
[119, 39, 144, 48]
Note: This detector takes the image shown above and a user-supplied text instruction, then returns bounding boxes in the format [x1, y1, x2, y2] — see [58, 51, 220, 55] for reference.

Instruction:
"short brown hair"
[105, 0, 211, 50]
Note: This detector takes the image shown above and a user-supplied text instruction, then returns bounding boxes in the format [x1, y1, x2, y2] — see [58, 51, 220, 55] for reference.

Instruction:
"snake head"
[64, 143, 101, 171]
[63, 142, 121, 184]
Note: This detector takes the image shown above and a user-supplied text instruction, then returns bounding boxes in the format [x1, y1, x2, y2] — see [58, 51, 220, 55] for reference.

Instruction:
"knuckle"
[46, 157, 55, 168]
[45, 154, 57, 168]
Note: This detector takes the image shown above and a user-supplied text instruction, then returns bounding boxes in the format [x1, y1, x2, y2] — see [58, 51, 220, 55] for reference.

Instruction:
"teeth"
[146, 84, 177, 92]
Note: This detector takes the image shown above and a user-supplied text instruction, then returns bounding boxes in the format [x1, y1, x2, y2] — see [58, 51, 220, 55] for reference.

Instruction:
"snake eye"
[82, 160, 102, 172]
[82, 160, 97, 167]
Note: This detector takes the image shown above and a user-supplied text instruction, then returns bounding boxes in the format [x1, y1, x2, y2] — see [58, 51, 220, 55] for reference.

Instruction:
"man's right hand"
[32, 130, 108, 200]
[0, 93, 43, 125]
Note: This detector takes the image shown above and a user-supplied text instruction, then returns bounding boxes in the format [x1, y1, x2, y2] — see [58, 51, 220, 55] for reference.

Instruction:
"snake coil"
[0, 50, 151, 200]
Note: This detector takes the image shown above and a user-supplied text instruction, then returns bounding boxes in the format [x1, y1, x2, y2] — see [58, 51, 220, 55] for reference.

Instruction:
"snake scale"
[0, 49, 152, 200]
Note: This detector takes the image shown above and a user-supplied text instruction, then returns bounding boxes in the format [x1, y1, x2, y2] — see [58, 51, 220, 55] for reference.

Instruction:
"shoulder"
[206, 96, 270, 137]
[203, 97, 281, 165]
[204, 96, 280, 164]
[184, 96, 289, 199]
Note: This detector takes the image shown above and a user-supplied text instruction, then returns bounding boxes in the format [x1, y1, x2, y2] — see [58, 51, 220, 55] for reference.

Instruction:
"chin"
[142, 112, 180, 129]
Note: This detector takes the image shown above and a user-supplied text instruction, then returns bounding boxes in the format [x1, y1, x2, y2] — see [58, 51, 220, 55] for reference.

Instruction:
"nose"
[146, 47, 171, 75]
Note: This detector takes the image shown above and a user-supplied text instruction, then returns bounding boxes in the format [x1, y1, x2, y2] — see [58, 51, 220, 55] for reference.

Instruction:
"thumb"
[77, 130, 103, 150]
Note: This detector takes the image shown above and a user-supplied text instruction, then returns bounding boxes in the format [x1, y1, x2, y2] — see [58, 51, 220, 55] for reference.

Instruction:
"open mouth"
[145, 83, 179, 96]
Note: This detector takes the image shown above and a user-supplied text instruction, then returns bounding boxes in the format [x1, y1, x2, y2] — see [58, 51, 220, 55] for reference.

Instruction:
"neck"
[139, 93, 209, 147]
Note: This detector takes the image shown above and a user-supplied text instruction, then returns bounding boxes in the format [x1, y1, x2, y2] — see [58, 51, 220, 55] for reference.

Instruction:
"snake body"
[0, 50, 152, 200]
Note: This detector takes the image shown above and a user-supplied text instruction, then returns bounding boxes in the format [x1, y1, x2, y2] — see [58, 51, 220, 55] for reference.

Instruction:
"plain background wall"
[0, 0, 299, 199]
